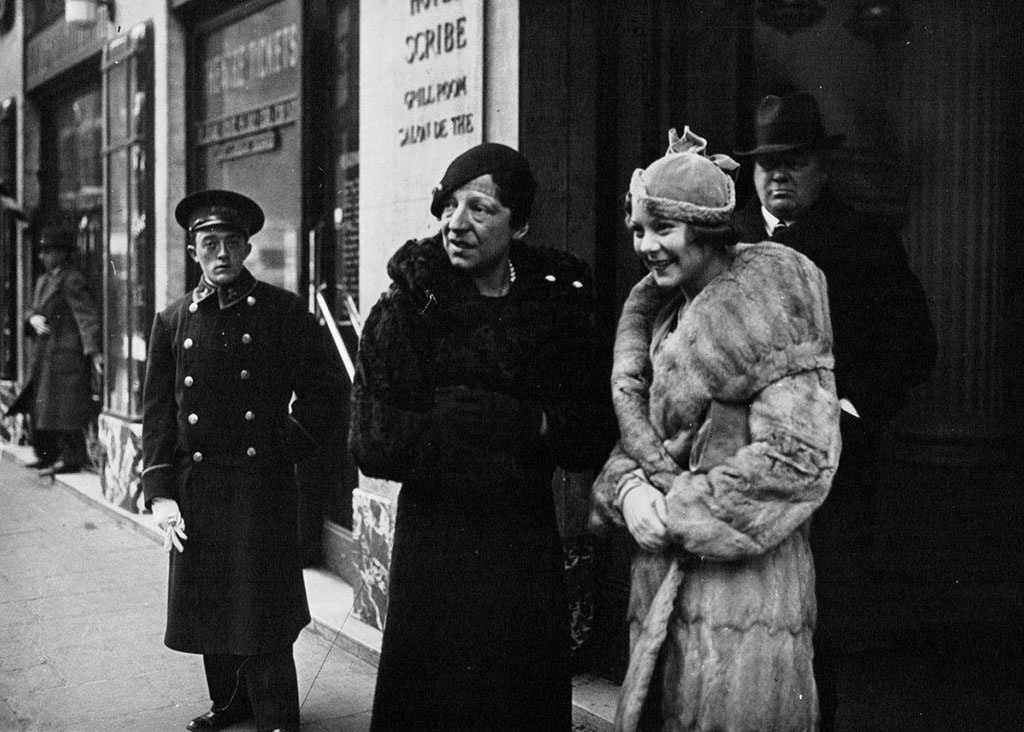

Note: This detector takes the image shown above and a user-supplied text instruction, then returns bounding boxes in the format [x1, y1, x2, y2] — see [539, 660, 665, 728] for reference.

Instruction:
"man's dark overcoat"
[141, 269, 343, 655]
[349, 233, 615, 732]
[733, 192, 937, 665]
[10, 266, 100, 429]
[734, 191, 936, 432]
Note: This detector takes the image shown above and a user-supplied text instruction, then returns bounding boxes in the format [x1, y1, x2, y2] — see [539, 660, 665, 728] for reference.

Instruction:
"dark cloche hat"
[175, 189, 265, 237]
[35, 224, 77, 251]
[735, 93, 845, 157]
[429, 142, 537, 220]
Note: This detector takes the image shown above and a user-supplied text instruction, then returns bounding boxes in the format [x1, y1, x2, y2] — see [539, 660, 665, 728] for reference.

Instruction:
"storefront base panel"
[0, 380, 30, 448]
[97, 413, 144, 515]
[350, 487, 394, 631]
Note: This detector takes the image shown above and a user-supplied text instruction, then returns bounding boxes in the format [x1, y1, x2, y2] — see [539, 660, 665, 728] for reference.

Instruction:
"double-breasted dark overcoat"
[10, 266, 100, 429]
[349, 233, 615, 732]
[141, 269, 344, 655]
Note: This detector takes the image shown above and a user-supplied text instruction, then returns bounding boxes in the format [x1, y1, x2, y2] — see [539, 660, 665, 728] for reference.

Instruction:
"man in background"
[734, 92, 937, 732]
[11, 224, 101, 475]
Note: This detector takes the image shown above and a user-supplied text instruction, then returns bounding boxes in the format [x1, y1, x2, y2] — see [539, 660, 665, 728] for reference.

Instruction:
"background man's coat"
[10, 266, 100, 430]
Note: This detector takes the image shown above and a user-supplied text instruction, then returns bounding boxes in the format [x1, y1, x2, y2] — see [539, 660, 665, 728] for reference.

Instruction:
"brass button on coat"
[246, 447, 256, 457]
[245, 411, 255, 421]
[183, 338, 194, 349]
[240, 369, 250, 380]
[193, 452, 203, 462]
[188, 414, 198, 425]
[184, 376, 194, 387]
[241, 333, 252, 344]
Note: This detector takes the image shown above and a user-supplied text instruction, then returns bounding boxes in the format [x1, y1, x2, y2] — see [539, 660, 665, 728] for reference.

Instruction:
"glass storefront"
[194, 0, 303, 293]
[102, 23, 154, 420]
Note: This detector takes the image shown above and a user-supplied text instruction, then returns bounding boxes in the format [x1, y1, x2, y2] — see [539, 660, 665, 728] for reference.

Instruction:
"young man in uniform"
[142, 190, 344, 732]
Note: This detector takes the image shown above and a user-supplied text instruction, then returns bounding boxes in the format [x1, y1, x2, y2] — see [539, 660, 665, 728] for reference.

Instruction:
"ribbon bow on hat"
[665, 127, 740, 173]
[629, 127, 740, 226]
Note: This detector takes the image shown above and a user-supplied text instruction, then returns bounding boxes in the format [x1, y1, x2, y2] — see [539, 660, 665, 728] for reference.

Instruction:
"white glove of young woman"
[619, 473, 669, 552]
[151, 498, 187, 553]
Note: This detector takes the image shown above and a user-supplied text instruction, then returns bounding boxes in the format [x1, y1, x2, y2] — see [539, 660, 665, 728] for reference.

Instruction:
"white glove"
[620, 476, 670, 552]
[28, 314, 50, 336]
[151, 498, 187, 553]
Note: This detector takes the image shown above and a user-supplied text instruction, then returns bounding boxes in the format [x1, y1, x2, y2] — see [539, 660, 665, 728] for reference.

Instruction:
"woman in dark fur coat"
[349, 143, 615, 732]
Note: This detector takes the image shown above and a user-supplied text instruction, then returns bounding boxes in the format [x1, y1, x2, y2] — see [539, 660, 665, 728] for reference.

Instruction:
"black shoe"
[38, 461, 81, 477]
[186, 709, 252, 732]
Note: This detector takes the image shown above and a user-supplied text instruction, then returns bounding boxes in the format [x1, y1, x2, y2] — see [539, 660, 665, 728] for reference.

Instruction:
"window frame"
[101, 22, 154, 421]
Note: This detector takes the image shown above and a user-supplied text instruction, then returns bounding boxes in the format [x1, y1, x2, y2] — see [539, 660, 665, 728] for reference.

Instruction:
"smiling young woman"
[591, 127, 841, 732]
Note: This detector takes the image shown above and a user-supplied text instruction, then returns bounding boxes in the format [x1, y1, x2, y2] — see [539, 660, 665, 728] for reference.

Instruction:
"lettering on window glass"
[204, 24, 300, 96]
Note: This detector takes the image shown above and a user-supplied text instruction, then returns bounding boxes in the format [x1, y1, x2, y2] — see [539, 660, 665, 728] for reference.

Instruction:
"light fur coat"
[591, 242, 842, 732]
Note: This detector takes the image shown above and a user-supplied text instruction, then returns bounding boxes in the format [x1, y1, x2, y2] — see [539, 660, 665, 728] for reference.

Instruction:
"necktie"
[771, 222, 789, 242]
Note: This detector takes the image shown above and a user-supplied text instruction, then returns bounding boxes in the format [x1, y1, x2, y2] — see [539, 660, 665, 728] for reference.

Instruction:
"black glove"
[432, 386, 543, 450]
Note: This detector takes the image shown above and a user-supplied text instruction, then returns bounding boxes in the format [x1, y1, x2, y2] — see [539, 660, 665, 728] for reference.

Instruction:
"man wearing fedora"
[734, 93, 937, 731]
[141, 190, 344, 732]
[8, 224, 101, 475]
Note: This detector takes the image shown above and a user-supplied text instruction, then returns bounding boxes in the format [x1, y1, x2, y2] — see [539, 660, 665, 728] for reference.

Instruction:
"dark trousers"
[203, 646, 300, 731]
[812, 417, 878, 732]
[33, 428, 87, 467]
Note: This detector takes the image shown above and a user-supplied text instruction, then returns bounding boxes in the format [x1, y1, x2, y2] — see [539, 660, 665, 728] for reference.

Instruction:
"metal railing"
[313, 283, 360, 382]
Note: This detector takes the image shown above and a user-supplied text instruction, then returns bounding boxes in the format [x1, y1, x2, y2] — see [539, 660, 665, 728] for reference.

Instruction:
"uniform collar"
[192, 268, 258, 309]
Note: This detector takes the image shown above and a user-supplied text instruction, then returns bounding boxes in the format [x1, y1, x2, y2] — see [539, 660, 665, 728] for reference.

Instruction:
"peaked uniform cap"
[735, 93, 845, 157]
[175, 189, 265, 237]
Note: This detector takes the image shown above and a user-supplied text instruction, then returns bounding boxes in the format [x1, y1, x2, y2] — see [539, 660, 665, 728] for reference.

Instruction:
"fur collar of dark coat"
[385, 232, 593, 312]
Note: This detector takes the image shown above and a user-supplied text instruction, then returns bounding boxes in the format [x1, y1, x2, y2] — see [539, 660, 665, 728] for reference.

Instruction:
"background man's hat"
[175, 189, 264, 237]
[35, 224, 77, 251]
[735, 93, 845, 157]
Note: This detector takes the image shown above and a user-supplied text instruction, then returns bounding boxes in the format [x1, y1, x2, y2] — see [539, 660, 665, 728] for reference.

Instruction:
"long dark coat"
[733, 193, 937, 658]
[733, 192, 936, 432]
[349, 234, 615, 732]
[10, 266, 100, 430]
[141, 269, 344, 655]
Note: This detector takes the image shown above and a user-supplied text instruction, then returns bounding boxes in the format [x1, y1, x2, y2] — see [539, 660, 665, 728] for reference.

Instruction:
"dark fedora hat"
[175, 189, 265, 237]
[735, 93, 845, 157]
[35, 224, 77, 251]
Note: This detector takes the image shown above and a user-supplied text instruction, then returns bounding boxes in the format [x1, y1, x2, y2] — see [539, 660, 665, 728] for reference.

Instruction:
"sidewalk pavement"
[0, 453, 377, 732]
[5, 446, 1020, 732]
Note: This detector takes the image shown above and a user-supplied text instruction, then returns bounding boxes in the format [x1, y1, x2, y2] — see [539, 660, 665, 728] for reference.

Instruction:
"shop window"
[0, 212, 16, 381]
[322, 0, 360, 531]
[0, 97, 16, 381]
[36, 79, 105, 385]
[101, 22, 154, 419]
[333, 1, 360, 311]
[24, 0, 64, 37]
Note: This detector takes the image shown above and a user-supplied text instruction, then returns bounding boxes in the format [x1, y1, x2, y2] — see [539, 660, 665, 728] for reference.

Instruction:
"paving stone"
[0, 458, 380, 732]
